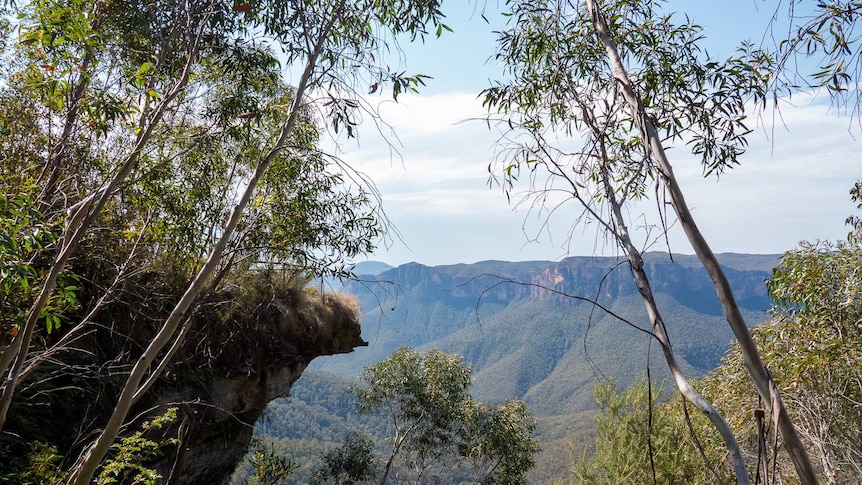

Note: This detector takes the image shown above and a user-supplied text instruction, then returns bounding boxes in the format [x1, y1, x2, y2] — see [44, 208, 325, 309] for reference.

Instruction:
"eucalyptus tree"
[700, 211, 862, 484]
[482, 0, 818, 483]
[0, 0, 223, 429]
[583, 195, 862, 484]
[356, 347, 539, 485]
[458, 398, 539, 485]
[0, 0, 452, 482]
[357, 347, 473, 485]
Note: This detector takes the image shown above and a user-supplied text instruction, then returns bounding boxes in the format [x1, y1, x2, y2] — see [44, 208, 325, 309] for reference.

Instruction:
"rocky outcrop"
[2, 281, 366, 485]
[150, 289, 367, 484]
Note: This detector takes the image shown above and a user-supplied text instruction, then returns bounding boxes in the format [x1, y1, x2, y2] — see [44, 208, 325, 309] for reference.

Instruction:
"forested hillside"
[262, 253, 779, 480]
[317, 253, 776, 402]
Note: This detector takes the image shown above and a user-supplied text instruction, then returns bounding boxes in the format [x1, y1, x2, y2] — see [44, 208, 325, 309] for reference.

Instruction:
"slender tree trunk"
[379, 450, 397, 485]
[64, 7, 342, 483]
[598, 161, 750, 484]
[37, 53, 93, 213]
[16, 219, 150, 385]
[0, 24, 201, 427]
[584, 1, 819, 482]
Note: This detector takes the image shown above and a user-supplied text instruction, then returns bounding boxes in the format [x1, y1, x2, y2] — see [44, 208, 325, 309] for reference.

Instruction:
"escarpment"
[2, 273, 366, 485]
[153, 287, 367, 484]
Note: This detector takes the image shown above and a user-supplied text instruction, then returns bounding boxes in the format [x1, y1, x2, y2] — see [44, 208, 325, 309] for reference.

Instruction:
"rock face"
[149, 290, 367, 484]
[2, 284, 366, 485]
[349, 253, 776, 313]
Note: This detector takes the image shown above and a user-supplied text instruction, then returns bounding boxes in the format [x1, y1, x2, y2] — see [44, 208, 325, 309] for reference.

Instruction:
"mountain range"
[281, 252, 783, 481]
[317, 253, 777, 405]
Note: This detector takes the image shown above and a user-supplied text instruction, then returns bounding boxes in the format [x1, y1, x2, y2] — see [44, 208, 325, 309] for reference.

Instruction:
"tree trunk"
[64, 7, 340, 483]
[584, 1, 819, 482]
[598, 161, 750, 484]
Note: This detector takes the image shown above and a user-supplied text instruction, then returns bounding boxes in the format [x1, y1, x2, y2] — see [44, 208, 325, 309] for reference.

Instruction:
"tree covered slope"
[314, 253, 777, 412]
[261, 253, 781, 481]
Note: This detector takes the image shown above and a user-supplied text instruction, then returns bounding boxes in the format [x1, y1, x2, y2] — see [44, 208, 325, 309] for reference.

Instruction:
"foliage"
[96, 407, 180, 485]
[356, 346, 472, 482]
[0, 441, 66, 485]
[0, 189, 78, 336]
[483, 0, 765, 194]
[0, 0, 451, 480]
[355, 346, 539, 484]
[312, 431, 376, 485]
[244, 437, 299, 485]
[766, 2, 862, 113]
[570, 377, 729, 485]
[231, 436, 323, 485]
[566, 200, 862, 484]
[699, 231, 862, 483]
[846, 180, 862, 242]
[459, 398, 540, 485]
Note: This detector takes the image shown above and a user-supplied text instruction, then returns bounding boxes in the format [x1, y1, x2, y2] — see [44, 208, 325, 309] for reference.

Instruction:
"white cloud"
[327, 91, 860, 267]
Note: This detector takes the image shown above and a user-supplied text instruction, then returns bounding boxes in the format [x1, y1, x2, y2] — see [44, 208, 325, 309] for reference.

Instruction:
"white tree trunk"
[584, 1, 819, 482]
[63, 7, 342, 483]
[597, 161, 750, 484]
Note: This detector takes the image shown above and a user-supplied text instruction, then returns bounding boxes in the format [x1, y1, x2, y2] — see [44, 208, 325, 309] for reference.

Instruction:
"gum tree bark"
[595, 154, 750, 483]
[584, 1, 818, 482]
[64, 7, 342, 483]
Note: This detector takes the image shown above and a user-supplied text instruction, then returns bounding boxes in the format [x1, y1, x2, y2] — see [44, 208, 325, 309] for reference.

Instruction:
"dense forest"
[1, 0, 861, 484]
[306, 253, 780, 481]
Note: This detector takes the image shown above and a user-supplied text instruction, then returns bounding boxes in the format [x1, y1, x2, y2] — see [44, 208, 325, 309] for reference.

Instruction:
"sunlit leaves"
[96, 407, 180, 485]
[573, 378, 732, 484]
[485, 0, 766, 194]
[776, 1, 862, 100]
[355, 347, 539, 483]
[459, 398, 539, 485]
[0, 189, 78, 334]
[697, 219, 862, 482]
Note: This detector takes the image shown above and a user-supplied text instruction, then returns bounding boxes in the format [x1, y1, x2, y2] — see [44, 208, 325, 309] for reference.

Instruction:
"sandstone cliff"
[2, 277, 366, 485]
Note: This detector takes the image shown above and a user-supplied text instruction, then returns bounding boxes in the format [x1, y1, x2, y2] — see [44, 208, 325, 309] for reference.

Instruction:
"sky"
[327, 0, 861, 268]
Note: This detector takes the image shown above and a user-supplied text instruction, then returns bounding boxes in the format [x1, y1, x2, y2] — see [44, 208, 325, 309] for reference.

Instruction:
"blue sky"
[331, 0, 860, 267]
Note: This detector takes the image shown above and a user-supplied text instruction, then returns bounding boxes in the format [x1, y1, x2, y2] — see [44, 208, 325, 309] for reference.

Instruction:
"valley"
[257, 252, 781, 482]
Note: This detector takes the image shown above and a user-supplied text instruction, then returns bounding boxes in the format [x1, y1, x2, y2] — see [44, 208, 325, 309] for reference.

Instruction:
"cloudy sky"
[327, 0, 860, 267]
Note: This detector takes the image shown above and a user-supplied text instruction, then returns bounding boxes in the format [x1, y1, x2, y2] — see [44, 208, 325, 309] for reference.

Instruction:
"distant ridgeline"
[271, 253, 781, 482]
[314, 252, 780, 414]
